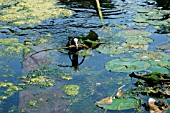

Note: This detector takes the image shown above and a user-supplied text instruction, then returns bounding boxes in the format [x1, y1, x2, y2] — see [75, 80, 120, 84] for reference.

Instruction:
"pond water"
[0, 0, 170, 113]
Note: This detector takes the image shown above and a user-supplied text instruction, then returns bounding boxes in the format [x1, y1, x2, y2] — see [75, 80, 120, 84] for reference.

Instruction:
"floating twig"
[30, 44, 89, 58]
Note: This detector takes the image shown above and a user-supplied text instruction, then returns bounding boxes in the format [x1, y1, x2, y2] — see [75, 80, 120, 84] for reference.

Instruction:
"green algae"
[59, 74, 72, 80]
[0, 38, 25, 57]
[0, 82, 13, 87]
[28, 100, 37, 107]
[0, 0, 73, 26]
[62, 85, 79, 96]
[25, 76, 55, 86]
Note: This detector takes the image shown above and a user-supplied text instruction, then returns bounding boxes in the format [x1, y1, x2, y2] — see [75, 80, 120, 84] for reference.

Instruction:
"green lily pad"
[133, 14, 147, 23]
[125, 36, 153, 45]
[96, 98, 138, 110]
[136, 23, 149, 27]
[156, 44, 170, 51]
[96, 45, 129, 55]
[148, 20, 168, 26]
[148, 60, 170, 74]
[132, 8, 154, 13]
[83, 39, 104, 48]
[122, 36, 153, 50]
[105, 58, 150, 72]
[149, 66, 169, 74]
[133, 51, 170, 60]
[121, 30, 151, 37]
[114, 24, 129, 29]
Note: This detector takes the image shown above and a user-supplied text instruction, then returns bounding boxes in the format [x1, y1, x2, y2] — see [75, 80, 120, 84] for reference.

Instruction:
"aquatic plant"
[62, 85, 79, 96]
[0, 0, 73, 26]
[105, 58, 150, 72]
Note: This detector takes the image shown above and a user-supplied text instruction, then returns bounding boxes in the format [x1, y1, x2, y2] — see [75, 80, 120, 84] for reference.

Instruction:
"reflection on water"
[155, 0, 170, 9]
[0, 0, 170, 113]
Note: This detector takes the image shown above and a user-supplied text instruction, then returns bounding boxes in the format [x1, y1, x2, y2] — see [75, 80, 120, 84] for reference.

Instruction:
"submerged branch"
[30, 44, 89, 58]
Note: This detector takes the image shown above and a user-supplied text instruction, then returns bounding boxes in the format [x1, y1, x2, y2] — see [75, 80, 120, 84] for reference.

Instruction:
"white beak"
[73, 38, 79, 49]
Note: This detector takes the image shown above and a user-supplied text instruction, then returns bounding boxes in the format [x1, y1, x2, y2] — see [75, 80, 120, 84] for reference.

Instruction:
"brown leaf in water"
[116, 89, 122, 98]
[96, 96, 113, 105]
[148, 98, 168, 113]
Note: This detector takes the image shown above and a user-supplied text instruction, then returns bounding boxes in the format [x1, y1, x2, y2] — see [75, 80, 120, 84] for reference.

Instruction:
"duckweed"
[28, 100, 37, 107]
[0, 82, 13, 87]
[62, 85, 79, 96]
[59, 74, 72, 80]
[25, 76, 55, 86]
[0, 0, 73, 26]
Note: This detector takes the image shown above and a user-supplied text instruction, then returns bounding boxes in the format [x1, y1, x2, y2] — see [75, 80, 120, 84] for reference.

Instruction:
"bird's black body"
[66, 36, 80, 53]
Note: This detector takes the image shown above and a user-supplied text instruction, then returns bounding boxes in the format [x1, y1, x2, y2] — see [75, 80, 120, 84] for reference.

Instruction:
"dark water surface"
[0, 0, 169, 113]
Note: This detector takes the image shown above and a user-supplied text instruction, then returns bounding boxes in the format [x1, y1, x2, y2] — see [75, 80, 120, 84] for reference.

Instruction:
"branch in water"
[30, 44, 89, 58]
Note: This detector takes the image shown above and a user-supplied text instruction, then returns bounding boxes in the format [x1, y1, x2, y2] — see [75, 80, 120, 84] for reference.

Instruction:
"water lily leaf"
[122, 43, 149, 50]
[105, 58, 150, 72]
[125, 36, 153, 45]
[121, 30, 151, 37]
[132, 8, 153, 13]
[96, 98, 138, 110]
[136, 23, 149, 27]
[122, 36, 153, 50]
[149, 66, 169, 74]
[148, 20, 168, 26]
[114, 24, 129, 29]
[133, 52, 170, 60]
[83, 39, 104, 48]
[96, 45, 129, 54]
[134, 14, 147, 23]
[148, 60, 170, 74]
[156, 44, 170, 51]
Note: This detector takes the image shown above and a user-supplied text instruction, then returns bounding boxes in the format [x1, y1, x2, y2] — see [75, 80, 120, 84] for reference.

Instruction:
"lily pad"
[96, 98, 138, 110]
[133, 51, 170, 60]
[156, 44, 170, 51]
[148, 20, 168, 26]
[133, 14, 147, 23]
[121, 30, 151, 37]
[136, 23, 149, 27]
[125, 36, 153, 45]
[105, 58, 150, 72]
[149, 66, 169, 74]
[96, 45, 129, 55]
[148, 60, 170, 74]
[122, 36, 153, 50]
[132, 8, 153, 13]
